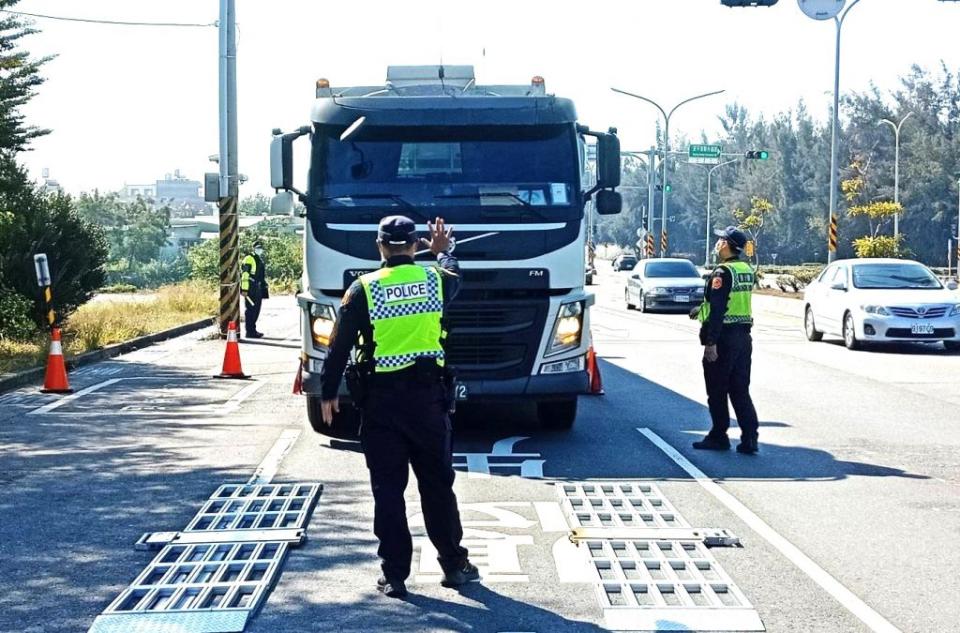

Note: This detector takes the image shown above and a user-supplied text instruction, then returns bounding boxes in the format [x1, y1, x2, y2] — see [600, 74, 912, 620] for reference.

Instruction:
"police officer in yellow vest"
[318, 216, 478, 599]
[240, 241, 269, 339]
[690, 226, 760, 454]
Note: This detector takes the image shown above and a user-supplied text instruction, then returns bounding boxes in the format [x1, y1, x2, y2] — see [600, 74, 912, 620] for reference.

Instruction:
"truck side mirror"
[595, 189, 622, 215]
[596, 132, 621, 189]
[271, 191, 294, 216]
[270, 126, 311, 193]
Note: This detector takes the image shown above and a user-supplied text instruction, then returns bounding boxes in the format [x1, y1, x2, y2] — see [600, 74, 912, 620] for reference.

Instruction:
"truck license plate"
[455, 383, 469, 401]
[674, 295, 690, 303]
[911, 324, 935, 335]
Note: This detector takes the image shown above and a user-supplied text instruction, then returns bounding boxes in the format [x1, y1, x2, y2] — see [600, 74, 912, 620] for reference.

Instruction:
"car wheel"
[842, 312, 861, 350]
[306, 396, 360, 439]
[625, 289, 635, 310]
[945, 341, 960, 352]
[804, 306, 823, 342]
[639, 292, 649, 313]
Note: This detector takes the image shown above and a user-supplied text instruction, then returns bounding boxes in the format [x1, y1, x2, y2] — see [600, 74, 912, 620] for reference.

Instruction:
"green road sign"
[689, 144, 722, 164]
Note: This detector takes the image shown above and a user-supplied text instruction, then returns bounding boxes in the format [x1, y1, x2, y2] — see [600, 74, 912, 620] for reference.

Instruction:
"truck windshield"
[313, 124, 578, 210]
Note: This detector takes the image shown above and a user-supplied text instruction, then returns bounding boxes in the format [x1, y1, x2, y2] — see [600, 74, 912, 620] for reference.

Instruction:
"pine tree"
[0, 1, 51, 153]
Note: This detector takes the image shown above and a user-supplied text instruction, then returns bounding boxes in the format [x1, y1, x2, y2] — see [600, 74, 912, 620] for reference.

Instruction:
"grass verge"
[0, 281, 217, 375]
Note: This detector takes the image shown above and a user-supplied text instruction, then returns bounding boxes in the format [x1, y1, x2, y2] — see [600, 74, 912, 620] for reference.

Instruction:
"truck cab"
[271, 65, 621, 434]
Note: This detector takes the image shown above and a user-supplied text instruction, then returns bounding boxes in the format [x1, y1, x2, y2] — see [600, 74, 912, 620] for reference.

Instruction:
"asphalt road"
[1, 275, 957, 632]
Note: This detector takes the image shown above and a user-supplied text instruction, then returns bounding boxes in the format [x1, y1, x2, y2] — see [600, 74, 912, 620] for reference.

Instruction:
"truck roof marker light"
[530, 75, 546, 96]
[316, 78, 332, 97]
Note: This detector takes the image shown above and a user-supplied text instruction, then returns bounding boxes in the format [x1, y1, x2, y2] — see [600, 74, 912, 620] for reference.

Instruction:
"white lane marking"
[637, 427, 903, 633]
[26, 379, 122, 416]
[533, 501, 569, 533]
[220, 380, 264, 413]
[248, 428, 301, 485]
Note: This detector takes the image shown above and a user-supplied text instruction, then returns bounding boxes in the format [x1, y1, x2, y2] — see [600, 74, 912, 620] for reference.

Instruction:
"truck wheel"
[537, 398, 577, 430]
[306, 396, 361, 439]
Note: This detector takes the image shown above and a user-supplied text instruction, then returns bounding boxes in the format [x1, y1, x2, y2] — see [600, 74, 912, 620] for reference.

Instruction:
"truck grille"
[888, 306, 948, 319]
[444, 300, 548, 379]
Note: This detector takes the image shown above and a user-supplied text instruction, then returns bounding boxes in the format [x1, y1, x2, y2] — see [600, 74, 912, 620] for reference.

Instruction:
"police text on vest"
[384, 281, 428, 303]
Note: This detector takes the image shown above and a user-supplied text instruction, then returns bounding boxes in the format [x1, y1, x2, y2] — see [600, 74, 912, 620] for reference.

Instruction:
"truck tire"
[537, 398, 577, 430]
[306, 396, 361, 440]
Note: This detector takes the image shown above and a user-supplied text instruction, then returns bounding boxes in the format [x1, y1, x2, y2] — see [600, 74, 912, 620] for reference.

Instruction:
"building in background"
[122, 169, 208, 217]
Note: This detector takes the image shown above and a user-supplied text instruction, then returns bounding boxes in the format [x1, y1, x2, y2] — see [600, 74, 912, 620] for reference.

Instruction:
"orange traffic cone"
[215, 321, 250, 379]
[586, 345, 604, 396]
[41, 328, 73, 394]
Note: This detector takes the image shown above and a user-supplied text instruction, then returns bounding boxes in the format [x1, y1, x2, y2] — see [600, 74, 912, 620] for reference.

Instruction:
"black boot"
[376, 576, 408, 598]
[441, 560, 480, 587]
[692, 435, 731, 451]
[736, 438, 759, 455]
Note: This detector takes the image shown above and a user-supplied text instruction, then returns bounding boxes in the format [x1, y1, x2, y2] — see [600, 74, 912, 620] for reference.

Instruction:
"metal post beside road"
[879, 112, 913, 238]
[218, 0, 240, 336]
[33, 253, 54, 330]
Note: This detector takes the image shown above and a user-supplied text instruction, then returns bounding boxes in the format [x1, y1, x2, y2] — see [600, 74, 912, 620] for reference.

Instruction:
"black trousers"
[702, 326, 759, 442]
[244, 294, 262, 334]
[360, 378, 468, 581]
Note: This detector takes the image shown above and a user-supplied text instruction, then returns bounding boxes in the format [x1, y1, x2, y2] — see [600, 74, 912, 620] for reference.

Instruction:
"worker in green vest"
[318, 215, 478, 599]
[240, 240, 268, 339]
[689, 226, 760, 454]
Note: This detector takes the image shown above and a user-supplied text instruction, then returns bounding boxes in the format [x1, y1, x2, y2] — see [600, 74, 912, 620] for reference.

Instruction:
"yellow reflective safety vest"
[240, 254, 257, 292]
[698, 260, 754, 325]
[359, 264, 445, 373]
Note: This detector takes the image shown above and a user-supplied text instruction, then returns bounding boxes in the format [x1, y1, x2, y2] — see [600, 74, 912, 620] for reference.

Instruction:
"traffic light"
[745, 150, 769, 160]
[720, 0, 778, 6]
[656, 184, 672, 192]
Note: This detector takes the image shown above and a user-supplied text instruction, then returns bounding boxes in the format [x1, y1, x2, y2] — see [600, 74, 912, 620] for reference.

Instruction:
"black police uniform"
[693, 228, 760, 454]
[318, 217, 474, 594]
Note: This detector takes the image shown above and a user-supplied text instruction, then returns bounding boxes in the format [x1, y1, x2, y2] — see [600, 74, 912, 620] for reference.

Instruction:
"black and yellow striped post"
[33, 254, 55, 331]
[660, 231, 668, 256]
[828, 214, 838, 254]
[218, 196, 241, 336]
[645, 233, 655, 257]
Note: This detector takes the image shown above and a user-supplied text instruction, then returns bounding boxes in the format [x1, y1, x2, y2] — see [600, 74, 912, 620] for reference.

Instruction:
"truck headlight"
[547, 301, 583, 356]
[309, 303, 336, 348]
[861, 304, 890, 316]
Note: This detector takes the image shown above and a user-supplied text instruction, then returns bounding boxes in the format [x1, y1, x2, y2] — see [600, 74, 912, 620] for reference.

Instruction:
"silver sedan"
[625, 258, 705, 313]
[802, 258, 960, 351]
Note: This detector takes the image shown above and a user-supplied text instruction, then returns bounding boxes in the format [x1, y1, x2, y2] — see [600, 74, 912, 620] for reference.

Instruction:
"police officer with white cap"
[690, 226, 760, 454]
[318, 215, 479, 598]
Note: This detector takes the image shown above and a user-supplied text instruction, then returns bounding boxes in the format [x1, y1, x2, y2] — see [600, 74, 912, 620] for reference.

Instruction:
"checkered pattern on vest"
[367, 267, 444, 321]
[375, 349, 446, 369]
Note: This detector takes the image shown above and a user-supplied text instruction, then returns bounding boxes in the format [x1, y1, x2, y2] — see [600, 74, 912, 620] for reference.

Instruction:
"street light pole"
[705, 158, 741, 267]
[825, 0, 862, 263]
[879, 112, 913, 239]
[612, 88, 725, 257]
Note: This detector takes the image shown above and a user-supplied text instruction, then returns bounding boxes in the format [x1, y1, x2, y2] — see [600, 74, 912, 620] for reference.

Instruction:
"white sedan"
[803, 258, 960, 351]
[625, 258, 705, 313]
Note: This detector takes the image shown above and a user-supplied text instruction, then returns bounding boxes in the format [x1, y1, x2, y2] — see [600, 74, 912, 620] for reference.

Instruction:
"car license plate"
[674, 295, 691, 303]
[455, 382, 469, 401]
[911, 324, 935, 335]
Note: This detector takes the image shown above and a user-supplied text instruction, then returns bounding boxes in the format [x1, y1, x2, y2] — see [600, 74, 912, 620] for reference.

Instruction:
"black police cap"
[378, 215, 417, 245]
[714, 226, 748, 251]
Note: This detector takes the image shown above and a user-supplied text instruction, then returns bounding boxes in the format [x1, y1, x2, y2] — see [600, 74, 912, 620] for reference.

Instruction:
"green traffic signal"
[746, 150, 769, 160]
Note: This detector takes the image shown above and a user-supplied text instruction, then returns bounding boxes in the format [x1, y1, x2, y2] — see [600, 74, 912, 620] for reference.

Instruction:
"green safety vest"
[359, 264, 445, 373]
[698, 260, 754, 325]
[240, 255, 257, 292]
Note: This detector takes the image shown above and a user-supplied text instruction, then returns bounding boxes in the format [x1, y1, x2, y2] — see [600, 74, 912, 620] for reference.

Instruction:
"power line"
[0, 9, 215, 28]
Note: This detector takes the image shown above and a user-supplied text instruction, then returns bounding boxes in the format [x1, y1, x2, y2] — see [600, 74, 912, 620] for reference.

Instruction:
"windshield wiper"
[435, 192, 533, 208]
[316, 194, 430, 221]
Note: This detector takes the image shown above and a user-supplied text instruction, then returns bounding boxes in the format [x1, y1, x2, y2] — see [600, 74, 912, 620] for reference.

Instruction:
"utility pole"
[218, 0, 240, 335]
[612, 88, 725, 257]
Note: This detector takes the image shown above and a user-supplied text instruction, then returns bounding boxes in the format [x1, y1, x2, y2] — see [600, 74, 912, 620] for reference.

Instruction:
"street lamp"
[801, 0, 863, 263]
[612, 88, 725, 256]
[704, 159, 741, 266]
[878, 112, 913, 239]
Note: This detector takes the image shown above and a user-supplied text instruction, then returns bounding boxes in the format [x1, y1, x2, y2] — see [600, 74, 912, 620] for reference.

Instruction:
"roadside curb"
[754, 293, 803, 318]
[0, 317, 216, 395]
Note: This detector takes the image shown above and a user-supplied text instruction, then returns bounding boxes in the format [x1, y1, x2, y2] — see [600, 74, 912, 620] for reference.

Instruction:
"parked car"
[802, 258, 960, 351]
[625, 258, 705, 313]
[611, 254, 638, 272]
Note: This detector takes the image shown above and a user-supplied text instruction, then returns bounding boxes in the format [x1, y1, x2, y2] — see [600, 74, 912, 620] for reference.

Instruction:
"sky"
[10, 0, 960, 198]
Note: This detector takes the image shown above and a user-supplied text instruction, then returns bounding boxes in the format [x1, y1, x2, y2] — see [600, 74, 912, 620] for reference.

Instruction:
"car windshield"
[313, 123, 577, 210]
[644, 261, 699, 278]
[851, 263, 942, 290]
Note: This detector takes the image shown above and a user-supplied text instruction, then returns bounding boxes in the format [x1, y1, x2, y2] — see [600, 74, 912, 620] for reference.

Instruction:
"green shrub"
[0, 287, 37, 339]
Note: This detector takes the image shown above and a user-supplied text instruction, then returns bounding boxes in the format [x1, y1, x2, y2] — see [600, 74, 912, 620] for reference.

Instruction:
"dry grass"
[0, 281, 217, 375]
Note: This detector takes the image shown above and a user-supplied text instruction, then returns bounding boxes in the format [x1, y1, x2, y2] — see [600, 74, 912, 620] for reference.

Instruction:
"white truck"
[270, 65, 621, 434]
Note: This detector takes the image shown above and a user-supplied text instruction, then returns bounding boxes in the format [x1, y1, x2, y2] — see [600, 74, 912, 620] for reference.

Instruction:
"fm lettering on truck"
[384, 281, 428, 303]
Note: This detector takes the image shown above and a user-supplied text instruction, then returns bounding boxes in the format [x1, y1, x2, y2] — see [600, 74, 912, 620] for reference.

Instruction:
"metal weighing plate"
[184, 483, 322, 534]
[557, 482, 690, 529]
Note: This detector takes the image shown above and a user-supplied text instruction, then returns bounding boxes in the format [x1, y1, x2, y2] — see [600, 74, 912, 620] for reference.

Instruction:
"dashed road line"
[637, 427, 903, 633]
[26, 379, 122, 416]
[248, 428, 301, 485]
